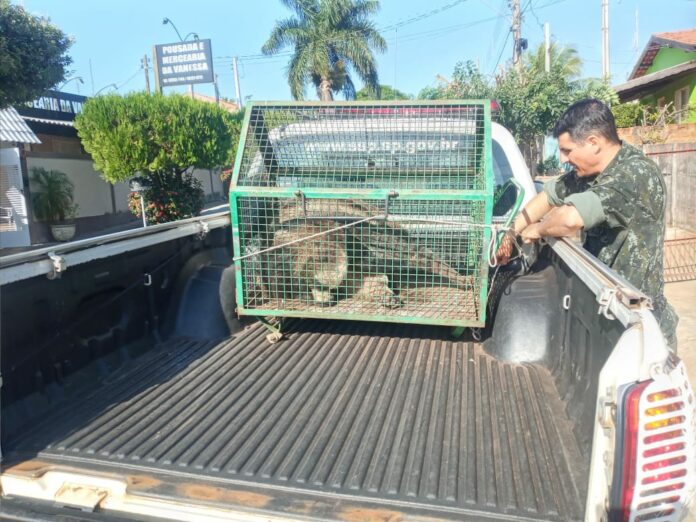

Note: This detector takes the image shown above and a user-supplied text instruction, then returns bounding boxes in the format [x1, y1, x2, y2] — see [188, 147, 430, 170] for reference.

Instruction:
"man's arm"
[495, 191, 554, 264]
[495, 189, 587, 263]
[520, 204, 584, 243]
[509, 191, 554, 235]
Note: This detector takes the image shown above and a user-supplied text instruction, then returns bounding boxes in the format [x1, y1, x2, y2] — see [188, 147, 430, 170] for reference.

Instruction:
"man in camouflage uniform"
[498, 99, 678, 349]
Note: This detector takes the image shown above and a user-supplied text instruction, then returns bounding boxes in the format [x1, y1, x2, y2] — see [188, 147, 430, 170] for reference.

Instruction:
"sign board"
[153, 39, 214, 89]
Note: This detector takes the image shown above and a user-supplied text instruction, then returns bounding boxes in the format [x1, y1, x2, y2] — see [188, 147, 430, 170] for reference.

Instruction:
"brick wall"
[618, 123, 696, 146]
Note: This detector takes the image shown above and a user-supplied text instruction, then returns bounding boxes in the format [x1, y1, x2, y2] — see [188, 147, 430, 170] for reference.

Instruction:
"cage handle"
[384, 191, 399, 220]
[294, 190, 307, 217]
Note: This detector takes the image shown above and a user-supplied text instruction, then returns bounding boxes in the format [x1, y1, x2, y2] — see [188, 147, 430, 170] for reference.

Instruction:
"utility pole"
[602, 0, 610, 82]
[152, 46, 162, 94]
[232, 56, 243, 109]
[89, 59, 96, 95]
[511, 0, 522, 70]
[544, 22, 551, 73]
[142, 55, 151, 94]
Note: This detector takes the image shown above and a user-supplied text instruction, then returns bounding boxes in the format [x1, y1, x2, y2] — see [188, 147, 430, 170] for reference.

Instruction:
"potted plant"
[30, 167, 79, 242]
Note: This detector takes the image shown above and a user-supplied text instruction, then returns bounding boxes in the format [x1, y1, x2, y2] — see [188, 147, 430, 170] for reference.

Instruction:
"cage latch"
[597, 287, 617, 320]
[384, 191, 399, 220]
[47, 251, 66, 280]
[294, 190, 307, 217]
[196, 221, 210, 239]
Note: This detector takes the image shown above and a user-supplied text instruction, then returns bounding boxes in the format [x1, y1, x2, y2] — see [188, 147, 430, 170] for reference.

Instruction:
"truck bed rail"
[0, 212, 230, 285]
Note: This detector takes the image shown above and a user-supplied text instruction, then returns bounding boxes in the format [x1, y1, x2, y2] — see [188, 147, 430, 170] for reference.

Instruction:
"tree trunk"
[318, 77, 333, 101]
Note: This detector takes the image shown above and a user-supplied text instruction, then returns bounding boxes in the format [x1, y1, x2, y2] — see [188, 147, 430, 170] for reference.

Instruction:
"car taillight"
[615, 367, 695, 522]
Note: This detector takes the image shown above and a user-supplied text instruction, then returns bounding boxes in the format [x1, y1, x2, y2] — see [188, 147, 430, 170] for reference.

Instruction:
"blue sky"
[16, 0, 696, 102]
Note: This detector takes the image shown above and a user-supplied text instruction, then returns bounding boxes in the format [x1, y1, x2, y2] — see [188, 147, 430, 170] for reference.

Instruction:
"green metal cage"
[230, 101, 494, 327]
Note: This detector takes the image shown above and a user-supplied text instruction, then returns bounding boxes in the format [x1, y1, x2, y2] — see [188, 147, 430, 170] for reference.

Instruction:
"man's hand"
[520, 223, 543, 244]
[495, 231, 515, 265]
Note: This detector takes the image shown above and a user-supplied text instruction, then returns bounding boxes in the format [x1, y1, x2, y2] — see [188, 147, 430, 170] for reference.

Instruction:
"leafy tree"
[75, 93, 236, 224]
[494, 67, 576, 144]
[575, 77, 618, 106]
[445, 61, 495, 99]
[0, 0, 72, 107]
[416, 61, 494, 101]
[416, 85, 442, 100]
[524, 42, 582, 79]
[356, 84, 411, 100]
[262, 0, 387, 101]
[612, 102, 644, 128]
[416, 46, 619, 168]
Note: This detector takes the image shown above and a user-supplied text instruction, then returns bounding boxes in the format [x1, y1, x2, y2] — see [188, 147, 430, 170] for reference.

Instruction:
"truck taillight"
[620, 380, 650, 520]
[615, 365, 695, 522]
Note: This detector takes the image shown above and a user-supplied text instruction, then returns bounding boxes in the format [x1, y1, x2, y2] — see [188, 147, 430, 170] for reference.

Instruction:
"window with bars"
[674, 86, 690, 123]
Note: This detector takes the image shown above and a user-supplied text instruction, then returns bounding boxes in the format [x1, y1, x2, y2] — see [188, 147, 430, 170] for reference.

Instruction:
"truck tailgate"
[3, 321, 586, 521]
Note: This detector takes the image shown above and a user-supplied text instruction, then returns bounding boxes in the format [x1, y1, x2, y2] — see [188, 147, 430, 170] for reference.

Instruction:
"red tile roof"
[654, 29, 696, 46]
[629, 28, 696, 79]
[191, 92, 240, 113]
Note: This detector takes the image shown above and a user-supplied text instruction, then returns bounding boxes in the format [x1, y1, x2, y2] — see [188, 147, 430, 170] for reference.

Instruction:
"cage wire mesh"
[231, 102, 494, 326]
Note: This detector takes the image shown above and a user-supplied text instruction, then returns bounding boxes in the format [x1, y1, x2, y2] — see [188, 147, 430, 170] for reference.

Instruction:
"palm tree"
[262, 0, 387, 101]
[524, 42, 582, 79]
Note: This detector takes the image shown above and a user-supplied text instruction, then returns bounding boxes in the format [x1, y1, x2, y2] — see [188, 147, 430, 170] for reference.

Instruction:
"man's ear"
[585, 134, 601, 153]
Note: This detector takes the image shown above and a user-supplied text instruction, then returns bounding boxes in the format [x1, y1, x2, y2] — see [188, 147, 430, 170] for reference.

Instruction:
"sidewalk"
[665, 280, 696, 521]
[665, 280, 696, 386]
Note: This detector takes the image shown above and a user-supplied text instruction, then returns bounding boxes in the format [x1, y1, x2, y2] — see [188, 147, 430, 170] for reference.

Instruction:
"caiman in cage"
[230, 101, 497, 327]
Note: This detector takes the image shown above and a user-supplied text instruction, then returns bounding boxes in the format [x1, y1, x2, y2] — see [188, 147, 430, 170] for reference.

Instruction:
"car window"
[492, 139, 518, 216]
[493, 139, 514, 187]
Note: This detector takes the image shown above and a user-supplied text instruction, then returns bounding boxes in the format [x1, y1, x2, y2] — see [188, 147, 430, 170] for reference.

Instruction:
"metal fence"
[643, 144, 696, 283]
[664, 236, 696, 283]
[645, 144, 696, 234]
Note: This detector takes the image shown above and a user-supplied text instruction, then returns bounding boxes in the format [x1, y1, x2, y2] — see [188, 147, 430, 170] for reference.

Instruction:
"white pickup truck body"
[0, 122, 693, 522]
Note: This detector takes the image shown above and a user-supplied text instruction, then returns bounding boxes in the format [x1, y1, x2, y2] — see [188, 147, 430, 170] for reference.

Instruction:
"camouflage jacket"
[544, 143, 678, 347]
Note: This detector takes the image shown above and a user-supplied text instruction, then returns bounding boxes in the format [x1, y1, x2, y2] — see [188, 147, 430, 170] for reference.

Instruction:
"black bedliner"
[5, 320, 586, 521]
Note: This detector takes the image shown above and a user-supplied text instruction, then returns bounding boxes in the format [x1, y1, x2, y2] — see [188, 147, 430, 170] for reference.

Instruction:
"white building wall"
[26, 157, 123, 218]
[191, 168, 224, 199]
[112, 181, 132, 212]
[26, 157, 223, 219]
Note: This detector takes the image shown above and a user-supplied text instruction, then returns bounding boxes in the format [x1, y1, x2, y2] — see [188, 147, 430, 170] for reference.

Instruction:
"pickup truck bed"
[5, 319, 586, 521]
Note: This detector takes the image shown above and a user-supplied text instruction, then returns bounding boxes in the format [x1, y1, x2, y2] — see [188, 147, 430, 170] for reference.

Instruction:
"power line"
[535, 0, 569, 8]
[214, 12, 504, 67]
[491, 29, 512, 74]
[380, 0, 470, 31]
[212, 1, 511, 65]
[527, 0, 545, 30]
[487, 0, 508, 64]
[384, 15, 500, 45]
[116, 68, 143, 90]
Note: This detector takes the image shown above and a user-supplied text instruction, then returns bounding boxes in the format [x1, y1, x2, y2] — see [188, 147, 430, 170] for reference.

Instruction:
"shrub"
[30, 167, 78, 223]
[128, 173, 203, 225]
[612, 102, 644, 128]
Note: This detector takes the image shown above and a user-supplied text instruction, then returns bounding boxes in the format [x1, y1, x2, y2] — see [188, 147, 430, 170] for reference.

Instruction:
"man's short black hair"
[552, 98, 620, 144]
